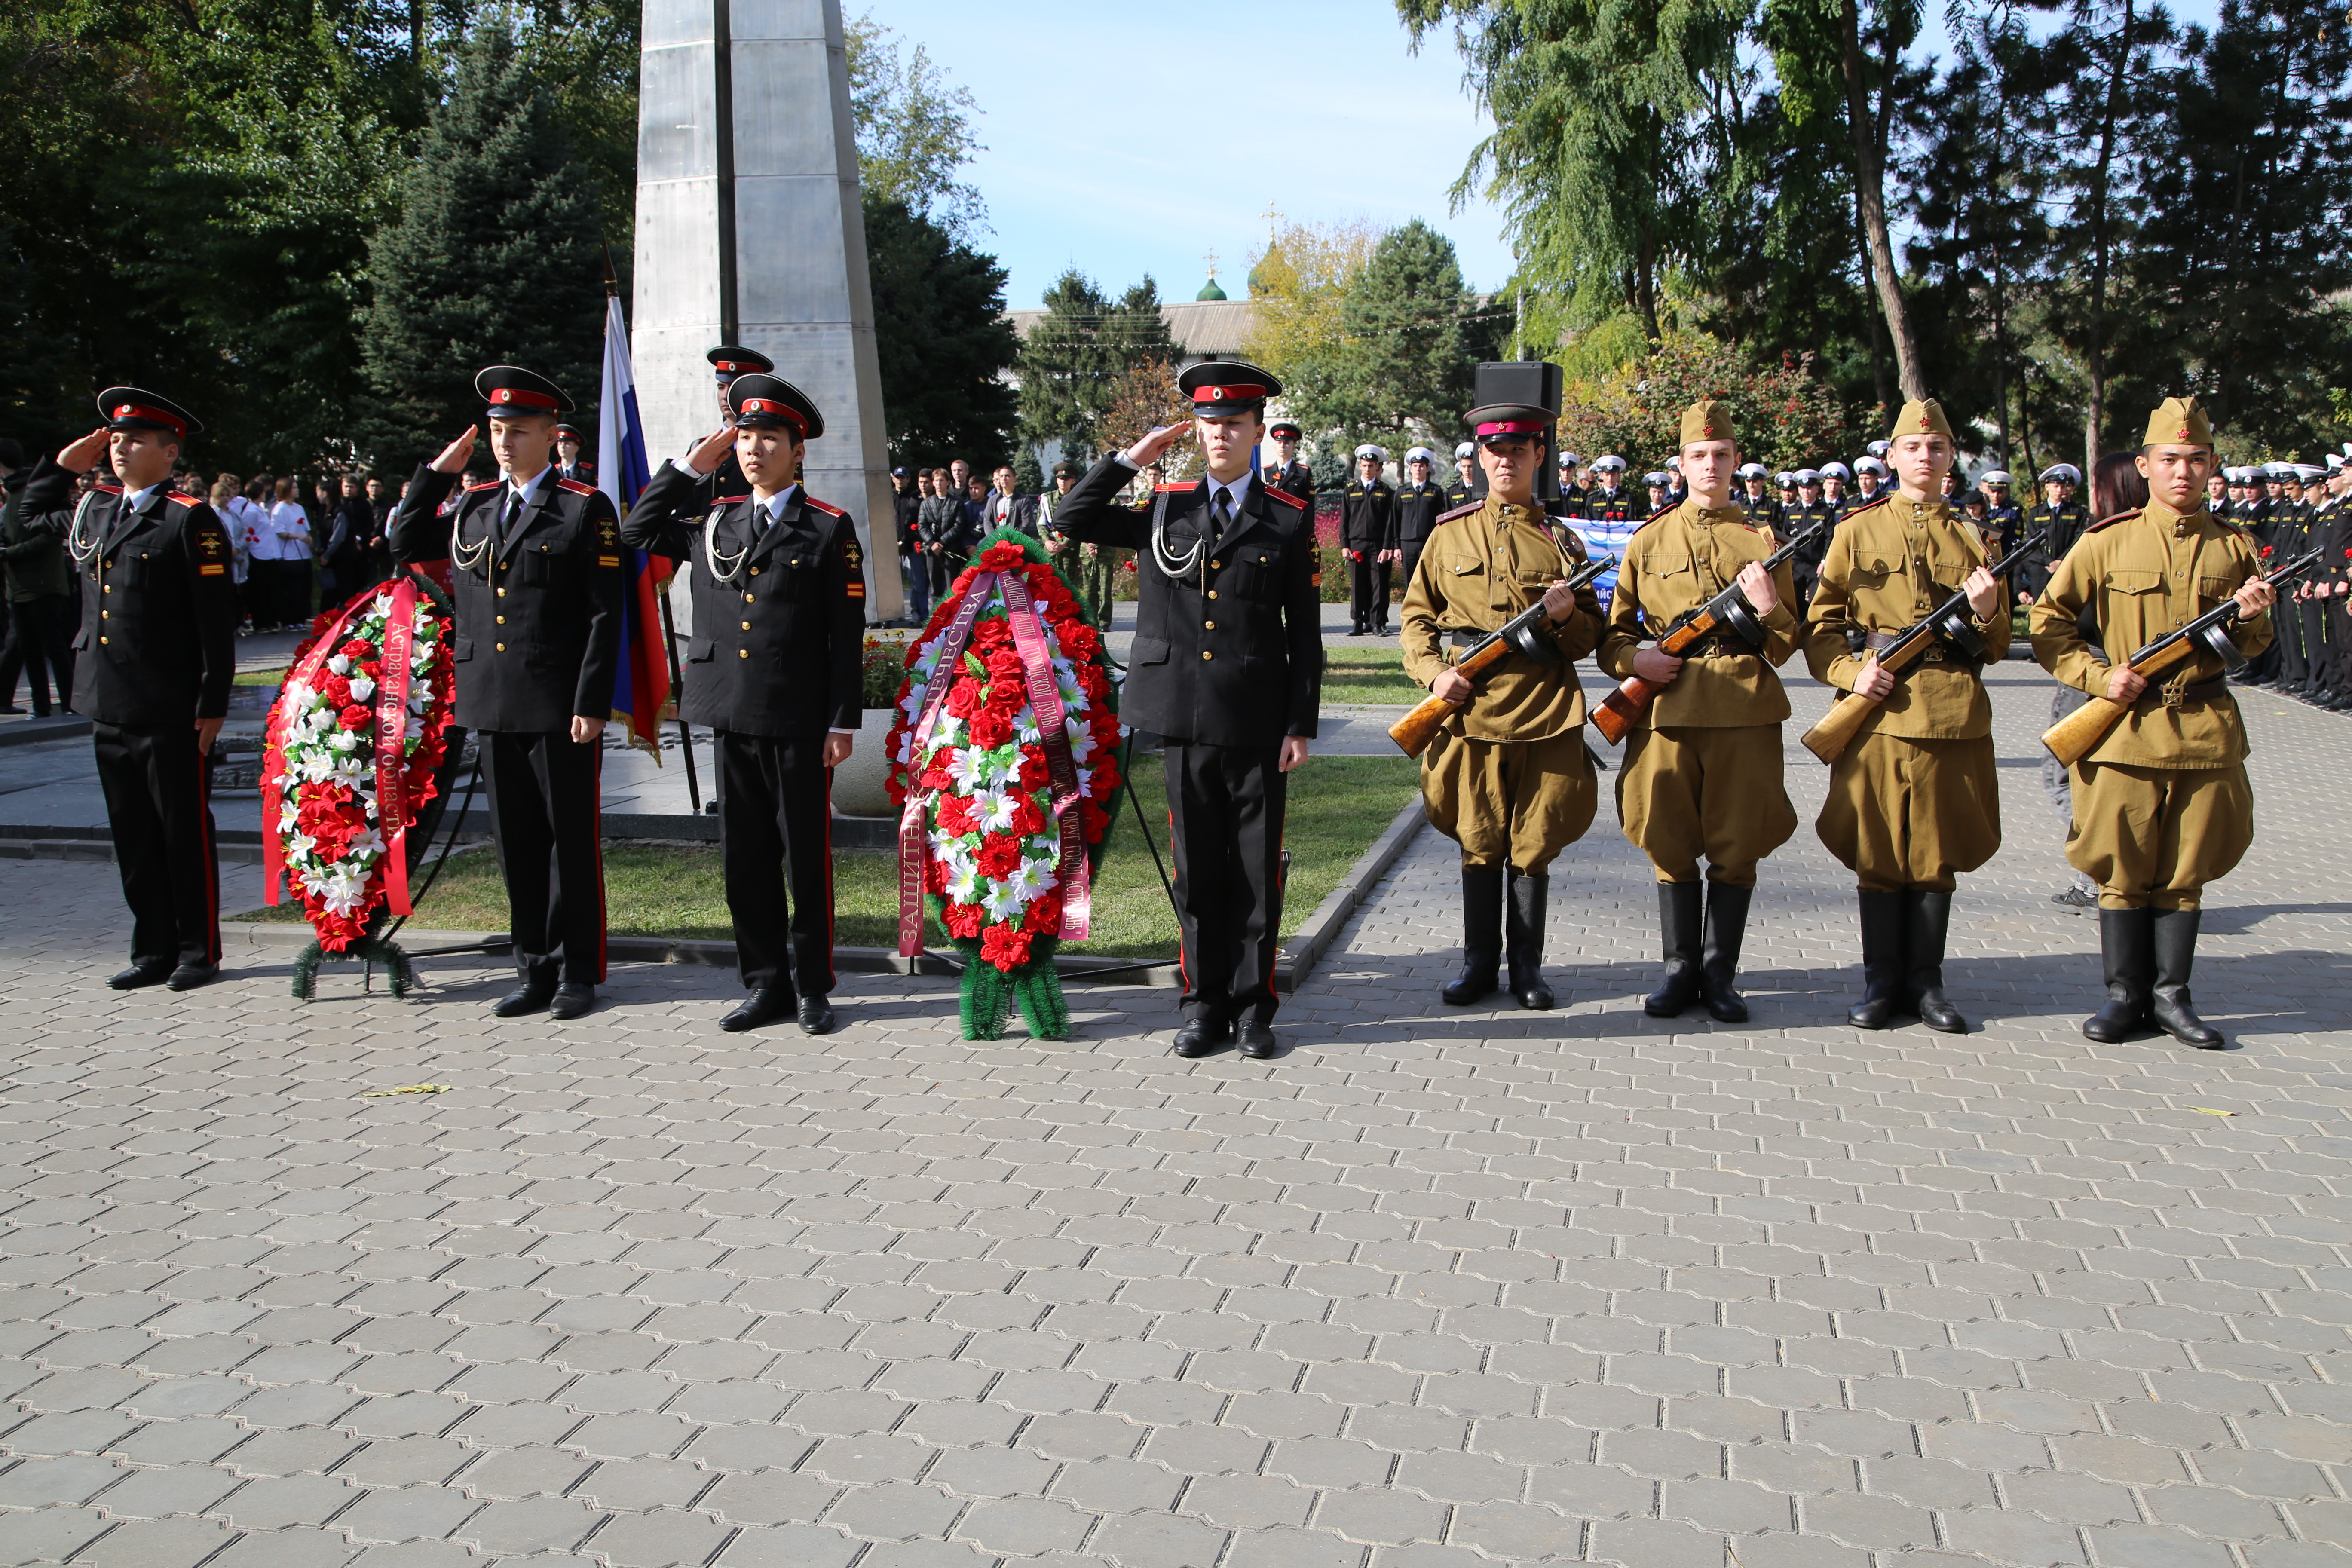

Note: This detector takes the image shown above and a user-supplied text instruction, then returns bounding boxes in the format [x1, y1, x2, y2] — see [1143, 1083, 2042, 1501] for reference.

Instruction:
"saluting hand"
[686, 426, 737, 478]
[57, 428, 110, 475]
[431, 426, 479, 475]
[1121, 423, 1191, 467]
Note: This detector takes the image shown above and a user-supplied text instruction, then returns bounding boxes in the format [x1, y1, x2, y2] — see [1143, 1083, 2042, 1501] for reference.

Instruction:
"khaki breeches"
[2067, 758, 2253, 910]
[1615, 723, 1796, 886]
[1421, 729, 1597, 872]
[1816, 732, 2001, 892]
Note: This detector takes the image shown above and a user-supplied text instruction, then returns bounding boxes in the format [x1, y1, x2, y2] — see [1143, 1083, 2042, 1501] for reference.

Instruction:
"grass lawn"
[234, 666, 288, 687]
[1321, 643, 1423, 706]
[233, 752, 1423, 959]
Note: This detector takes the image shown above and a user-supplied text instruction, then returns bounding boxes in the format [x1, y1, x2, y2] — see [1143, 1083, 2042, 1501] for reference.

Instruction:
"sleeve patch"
[845, 582, 866, 599]
[199, 564, 228, 576]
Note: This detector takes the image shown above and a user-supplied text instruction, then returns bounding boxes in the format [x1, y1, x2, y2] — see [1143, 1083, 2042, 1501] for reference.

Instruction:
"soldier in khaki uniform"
[1599, 400, 1801, 1022]
[1402, 401, 1606, 1011]
[1804, 400, 2009, 1034]
[2030, 395, 2275, 1049]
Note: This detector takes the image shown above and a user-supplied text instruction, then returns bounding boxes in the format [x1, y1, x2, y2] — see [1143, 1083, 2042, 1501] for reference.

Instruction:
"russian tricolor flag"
[596, 293, 674, 758]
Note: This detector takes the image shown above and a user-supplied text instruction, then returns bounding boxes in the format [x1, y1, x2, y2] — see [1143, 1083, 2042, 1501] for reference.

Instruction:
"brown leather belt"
[1864, 629, 1957, 663]
[1678, 637, 1753, 659]
[2163, 677, 2230, 708]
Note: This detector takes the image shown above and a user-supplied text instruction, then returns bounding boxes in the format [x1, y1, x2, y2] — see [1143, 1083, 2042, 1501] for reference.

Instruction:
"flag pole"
[606, 248, 701, 815]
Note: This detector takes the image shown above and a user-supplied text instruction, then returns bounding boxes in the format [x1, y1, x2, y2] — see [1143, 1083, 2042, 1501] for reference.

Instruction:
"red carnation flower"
[943, 901, 985, 939]
[340, 705, 371, 731]
[978, 541, 1028, 572]
[980, 922, 1033, 968]
[975, 832, 1023, 879]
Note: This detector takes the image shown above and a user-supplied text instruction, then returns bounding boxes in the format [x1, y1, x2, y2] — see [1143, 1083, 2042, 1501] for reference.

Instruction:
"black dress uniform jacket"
[1051, 457, 1321, 748]
[1261, 459, 1316, 513]
[389, 467, 625, 733]
[621, 461, 866, 738]
[1395, 481, 1449, 552]
[21, 458, 237, 724]
[1342, 478, 1398, 556]
[1583, 484, 1636, 527]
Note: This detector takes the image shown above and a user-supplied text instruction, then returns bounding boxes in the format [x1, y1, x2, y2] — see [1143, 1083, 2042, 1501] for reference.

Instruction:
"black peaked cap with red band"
[477, 364, 573, 422]
[1464, 403, 1552, 446]
[1177, 360, 1282, 417]
[727, 373, 825, 441]
[95, 386, 203, 439]
[707, 344, 774, 380]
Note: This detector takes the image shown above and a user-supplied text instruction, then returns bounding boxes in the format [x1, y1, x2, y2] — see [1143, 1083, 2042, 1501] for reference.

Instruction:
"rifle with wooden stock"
[2041, 545, 2321, 767]
[1388, 552, 1616, 759]
[1588, 519, 1826, 746]
[1798, 527, 2049, 765]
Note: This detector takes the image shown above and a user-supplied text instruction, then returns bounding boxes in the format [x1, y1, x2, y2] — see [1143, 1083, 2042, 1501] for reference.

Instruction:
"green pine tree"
[360, 27, 609, 469]
[1333, 220, 1473, 443]
[1017, 270, 1113, 462]
[866, 193, 1019, 472]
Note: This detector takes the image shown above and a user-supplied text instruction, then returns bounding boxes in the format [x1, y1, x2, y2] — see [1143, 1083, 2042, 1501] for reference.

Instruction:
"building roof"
[1003, 298, 1260, 363]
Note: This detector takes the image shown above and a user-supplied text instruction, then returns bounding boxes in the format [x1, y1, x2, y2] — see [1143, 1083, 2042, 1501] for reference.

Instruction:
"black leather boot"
[1848, 891, 1905, 1029]
[1699, 881, 1753, 1023]
[1505, 867, 1554, 1010]
[1645, 881, 1704, 1017]
[1904, 890, 1966, 1033]
[2150, 908, 2225, 1048]
[2082, 906, 2155, 1043]
[1443, 864, 1505, 1005]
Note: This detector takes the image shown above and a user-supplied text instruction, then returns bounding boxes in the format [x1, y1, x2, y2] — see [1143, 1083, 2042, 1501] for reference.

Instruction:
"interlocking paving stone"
[6, 664, 2352, 1566]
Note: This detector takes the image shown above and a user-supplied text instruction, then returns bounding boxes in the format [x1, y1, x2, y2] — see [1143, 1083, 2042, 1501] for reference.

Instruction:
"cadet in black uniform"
[689, 345, 774, 508]
[1736, 462, 1781, 534]
[21, 390, 237, 989]
[2022, 464, 2084, 600]
[1445, 442, 1482, 512]
[554, 423, 595, 486]
[1394, 446, 1448, 588]
[1342, 445, 1398, 635]
[1583, 456, 1635, 528]
[1555, 451, 1588, 518]
[1049, 361, 1322, 1060]
[389, 367, 625, 1020]
[1262, 421, 1316, 511]
[622, 376, 864, 1033]
[1787, 469, 1835, 606]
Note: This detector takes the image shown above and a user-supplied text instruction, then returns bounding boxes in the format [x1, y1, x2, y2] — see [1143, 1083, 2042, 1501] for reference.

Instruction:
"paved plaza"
[3, 656, 2351, 1568]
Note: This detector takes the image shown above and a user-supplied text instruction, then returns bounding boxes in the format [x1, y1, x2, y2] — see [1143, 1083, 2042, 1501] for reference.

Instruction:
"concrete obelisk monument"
[631, 0, 900, 620]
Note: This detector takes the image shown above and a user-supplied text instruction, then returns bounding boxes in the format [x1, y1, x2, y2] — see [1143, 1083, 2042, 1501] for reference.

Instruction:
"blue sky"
[874, 0, 2228, 310]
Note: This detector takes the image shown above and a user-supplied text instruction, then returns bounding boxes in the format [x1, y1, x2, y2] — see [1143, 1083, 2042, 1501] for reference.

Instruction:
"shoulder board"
[2211, 514, 2252, 538]
[465, 480, 501, 492]
[803, 497, 846, 518]
[2084, 508, 2141, 533]
[93, 482, 123, 496]
[557, 477, 597, 496]
[1262, 486, 1306, 511]
[168, 491, 203, 507]
[1154, 481, 1200, 493]
[714, 494, 751, 506]
[1434, 502, 1482, 526]
[1841, 496, 1893, 522]
[1646, 502, 1678, 523]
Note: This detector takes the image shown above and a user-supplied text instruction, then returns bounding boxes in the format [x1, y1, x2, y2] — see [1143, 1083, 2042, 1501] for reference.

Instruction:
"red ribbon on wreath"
[374, 576, 420, 916]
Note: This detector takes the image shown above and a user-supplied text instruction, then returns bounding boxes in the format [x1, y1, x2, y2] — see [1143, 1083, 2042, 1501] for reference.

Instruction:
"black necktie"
[1212, 489, 1232, 538]
[499, 488, 522, 548]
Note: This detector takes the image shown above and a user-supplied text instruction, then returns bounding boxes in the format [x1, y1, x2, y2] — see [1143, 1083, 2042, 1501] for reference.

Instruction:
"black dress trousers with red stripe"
[15, 460, 238, 972]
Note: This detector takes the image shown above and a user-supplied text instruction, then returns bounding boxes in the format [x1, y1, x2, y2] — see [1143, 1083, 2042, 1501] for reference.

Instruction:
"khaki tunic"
[1803, 493, 2008, 889]
[1597, 500, 1801, 884]
[2028, 498, 2273, 908]
[1401, 497, 1605, 870]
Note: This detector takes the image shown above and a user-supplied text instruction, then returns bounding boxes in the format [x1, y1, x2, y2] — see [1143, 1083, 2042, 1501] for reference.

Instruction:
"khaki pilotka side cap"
[1679, 399, 1736, 447]
[2145, 395, 2214, 448]
[1890, 398, 1957, 443]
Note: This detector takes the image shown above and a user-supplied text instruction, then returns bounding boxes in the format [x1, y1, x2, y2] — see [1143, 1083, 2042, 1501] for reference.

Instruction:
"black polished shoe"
[796, 995, 837, 1035]
[494, 980, 557, 1018]
[107, 961, 174, 991]
[721, 986, 794, 1032]
[1170, 1018, 1230, 1058]
[1237, 1019, 1278, 1059]
[1645, 881, 1705, 1017]
[547, 983, 596, 1020]
[166, 962, 219, 992]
